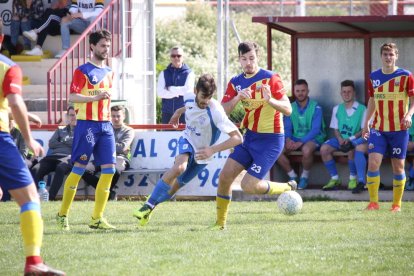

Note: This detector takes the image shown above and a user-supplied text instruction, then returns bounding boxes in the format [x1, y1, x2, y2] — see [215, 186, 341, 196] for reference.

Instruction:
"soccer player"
[320, 80, 368, 193]
[276, 79, 326, 189]
[212, 41, 296, 230]
[56, 29, 116, 230]
[132, 74, 243, 226]
[0, 19, 65, 275]
[363, 43, 414, 212]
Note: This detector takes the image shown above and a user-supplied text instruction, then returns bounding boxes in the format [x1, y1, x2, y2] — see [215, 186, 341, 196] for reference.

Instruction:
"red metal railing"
[46, 0, 132, 124]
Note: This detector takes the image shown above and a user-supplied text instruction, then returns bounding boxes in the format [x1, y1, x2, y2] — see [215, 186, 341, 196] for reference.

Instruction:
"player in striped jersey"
[0, 20, 65, 275]
[56, 29, 117, 230]
[212, 41, 296, 230]
[363, 43, 414, 212]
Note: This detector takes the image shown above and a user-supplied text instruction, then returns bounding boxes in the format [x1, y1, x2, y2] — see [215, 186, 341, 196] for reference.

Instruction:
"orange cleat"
[365, 202, 379, 211]
[390, 204, 401, 213]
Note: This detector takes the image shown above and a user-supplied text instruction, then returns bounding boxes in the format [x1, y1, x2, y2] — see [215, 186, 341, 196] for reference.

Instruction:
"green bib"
[290, 99, 326, 144]
[337, 102, 366, 139]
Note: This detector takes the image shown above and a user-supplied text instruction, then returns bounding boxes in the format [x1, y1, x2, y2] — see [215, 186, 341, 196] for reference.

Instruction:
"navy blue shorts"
[368, 129, 409, 159]
[176, 137, 207, 186]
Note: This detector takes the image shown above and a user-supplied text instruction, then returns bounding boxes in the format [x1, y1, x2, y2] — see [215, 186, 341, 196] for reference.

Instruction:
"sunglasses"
[171, 54, 182, 58]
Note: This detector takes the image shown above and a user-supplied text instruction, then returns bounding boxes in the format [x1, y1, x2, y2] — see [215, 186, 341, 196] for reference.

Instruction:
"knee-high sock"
[393, 173, 405, 207]
[348, 159, 357, 177]
[367, 171, 380, 203]
[59, 166, 85, 216]
[324, 159, 338, 177]
[355, 151, 367, 183]
[147, 179, 171, 208]
[20, 202, 43, 258]
[92, 167, 115, 219]
[216, 194, 231, 227]
[265, 181, 292, 195]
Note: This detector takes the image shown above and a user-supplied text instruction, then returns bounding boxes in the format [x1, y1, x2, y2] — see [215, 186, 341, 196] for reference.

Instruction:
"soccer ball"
[277, 191, 303, 215]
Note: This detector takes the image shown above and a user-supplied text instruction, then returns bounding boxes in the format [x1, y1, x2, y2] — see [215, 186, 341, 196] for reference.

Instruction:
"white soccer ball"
[277, 191, 303, 215]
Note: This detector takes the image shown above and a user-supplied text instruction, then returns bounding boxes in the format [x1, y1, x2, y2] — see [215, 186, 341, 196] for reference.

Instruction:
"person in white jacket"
[157, 46, 195, 124]
[54, 0, 104, 58]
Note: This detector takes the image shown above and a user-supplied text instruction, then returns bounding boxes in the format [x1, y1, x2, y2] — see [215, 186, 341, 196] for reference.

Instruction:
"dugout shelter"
[252, 15, 414, 186]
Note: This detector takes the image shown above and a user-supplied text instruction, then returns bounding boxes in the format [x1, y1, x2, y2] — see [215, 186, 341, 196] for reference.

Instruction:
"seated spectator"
[10, 119, 38, 169]
[11, 0, 44, 52]
[320, 80, 368, 192]
[82, 105, 134, 200]
[54, 0, 104, 58]
[30, 106, 76, 189]
[276, 79, 326, 189]
[24, 0, 70, 56]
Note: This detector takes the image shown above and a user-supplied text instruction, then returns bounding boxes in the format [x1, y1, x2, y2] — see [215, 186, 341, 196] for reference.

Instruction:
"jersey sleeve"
[70, 68, 87, 94]
[221, 80, 238, 103]
[2, 65, 22, 97]
[211, 99, 238, 134]
[269, 73, 286, 100]
[407, 73, 414, 97]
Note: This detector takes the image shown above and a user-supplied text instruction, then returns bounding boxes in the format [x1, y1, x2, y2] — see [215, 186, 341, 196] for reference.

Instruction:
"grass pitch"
[1, 200, 414, 275]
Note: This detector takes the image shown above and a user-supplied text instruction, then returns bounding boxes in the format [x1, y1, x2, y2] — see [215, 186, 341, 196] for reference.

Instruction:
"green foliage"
[2, 201, 414, 275]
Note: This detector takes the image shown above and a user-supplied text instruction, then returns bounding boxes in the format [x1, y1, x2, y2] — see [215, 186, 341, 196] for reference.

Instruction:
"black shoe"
[339, 142, 355, 153]
[352, 182, 365, 194]
[109, 190, 117, 200]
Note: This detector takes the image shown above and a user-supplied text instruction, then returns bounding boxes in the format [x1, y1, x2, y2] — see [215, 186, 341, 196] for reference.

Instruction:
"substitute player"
[363, 42, 414, 212]
[133, 74, 243, 226]
[56, 29, 117, 230]
[212, 41, 296, 230]
[0, 20, 65, 275]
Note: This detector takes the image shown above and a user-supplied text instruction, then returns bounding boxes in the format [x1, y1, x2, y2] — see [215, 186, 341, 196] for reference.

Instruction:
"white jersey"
[183, 93, 238, 164]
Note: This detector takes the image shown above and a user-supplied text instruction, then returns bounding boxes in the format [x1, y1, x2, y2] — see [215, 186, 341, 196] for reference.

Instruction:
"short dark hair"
[341, 80, 355, 90]
[380, 43, 398, 55]
[89, 29, 112, 46]
[196, 74, 216, 97]
[295, 79, 308, 87]
[238, 41, 259, 56]
[111, 105, 125, 112]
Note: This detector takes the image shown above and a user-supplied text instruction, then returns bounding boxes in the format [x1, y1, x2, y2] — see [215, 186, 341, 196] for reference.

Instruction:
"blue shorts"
[71, 120, 116, 166]
[323, 138, 341, 150]
[0, 132, 33, 191]
[368, 129, 409, 159]
[176, 137, 207, 186]
[229, 130, 284, 179]
[291, 137, 321, 148]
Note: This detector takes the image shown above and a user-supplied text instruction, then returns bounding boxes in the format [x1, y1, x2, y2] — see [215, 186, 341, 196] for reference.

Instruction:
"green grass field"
[1, 200, 414, 275]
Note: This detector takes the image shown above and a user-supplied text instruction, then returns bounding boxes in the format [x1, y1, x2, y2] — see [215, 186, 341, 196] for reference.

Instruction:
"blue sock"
[147, 179, 172, 207]
[351, 137, 366, 146]
[355, 150, 367, 184]
[324, 159, 338, 177]
[348, 159, 357, 177]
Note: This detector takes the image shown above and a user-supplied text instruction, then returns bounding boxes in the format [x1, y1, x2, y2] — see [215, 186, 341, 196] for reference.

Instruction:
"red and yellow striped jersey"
[0, 54, 22, 133]
[222, 68, 286, 133]
[368, 67, 414, 131]
[70, 62, 113, 121]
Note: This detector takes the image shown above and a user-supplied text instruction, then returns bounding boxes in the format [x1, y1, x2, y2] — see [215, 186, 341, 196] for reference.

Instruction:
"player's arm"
[195, 129, 243, 161]
[262, 75, 292, 116]
[221, 82, 251, 115]
[362, 97, 375, 139]
[169, 106, 186, 127]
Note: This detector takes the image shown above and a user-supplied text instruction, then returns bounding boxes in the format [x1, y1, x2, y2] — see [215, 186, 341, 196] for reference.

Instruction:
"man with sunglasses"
[157, 46, 195, 124]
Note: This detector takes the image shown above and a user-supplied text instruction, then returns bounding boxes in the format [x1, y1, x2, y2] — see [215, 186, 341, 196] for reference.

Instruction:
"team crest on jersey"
[368, 143, 374, 149]
[395, 80, 400, 86]
[235, 85, 242, 92]
[198, 116, 207, 125]
[80, 154, 88, 161]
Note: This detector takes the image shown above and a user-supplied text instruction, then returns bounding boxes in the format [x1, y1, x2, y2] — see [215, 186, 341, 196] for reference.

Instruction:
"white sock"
[301, 170, 310, 179]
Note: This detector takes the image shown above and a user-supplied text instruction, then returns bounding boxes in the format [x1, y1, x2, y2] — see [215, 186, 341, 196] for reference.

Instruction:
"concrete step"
[23, 84, 48, 98]
[25, 98, 68, 112]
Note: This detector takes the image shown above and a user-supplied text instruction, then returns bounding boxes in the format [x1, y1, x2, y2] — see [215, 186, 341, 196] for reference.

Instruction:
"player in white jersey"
[132, 74, 243, 226]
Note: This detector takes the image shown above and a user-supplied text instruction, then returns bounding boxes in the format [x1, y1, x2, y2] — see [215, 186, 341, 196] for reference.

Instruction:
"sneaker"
[23, 30, 38, 42]
[390, 204, 401, 213]
[55, 50, 66, 58]
[298, 177, 308, 190]
[322, 179, 341, 191]
[405, 177, 414, 191]
[348, 179, 357, 190]
[56, 213, 69, 230]
[365, 202, 379, 211]
[132, 204, 153, 226]
[25, 46, 43, 56]
[287, 180, 297, 191]
[89, 217, 116, 229]
[209, 223, 225, 231]
[24, 263, 65, 276]
[352, 182, 365, 194]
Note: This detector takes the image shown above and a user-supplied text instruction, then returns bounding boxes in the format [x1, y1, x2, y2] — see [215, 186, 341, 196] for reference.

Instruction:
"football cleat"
[352, 182, 365, 194]
[390, 204, 401, 213]
[56, 213, 70, 231]
[298, 177, 308, 190]
[322, 179, 341, 191]
[287, 180, 297, 191]
[209, 223, 225, 231]
[88, 217, 116, 230]
[348, 179, 357, 190]
[132, 204, 153, 226]
[365, 202, 380, 211]
[24, 262, 65, 276]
